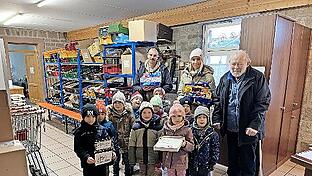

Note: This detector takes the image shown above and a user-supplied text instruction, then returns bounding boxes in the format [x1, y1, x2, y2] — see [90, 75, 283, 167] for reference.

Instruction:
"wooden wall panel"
[67, 0, 312, 41]
[263, 16, 294, 175]
[240, 15, 276, 80]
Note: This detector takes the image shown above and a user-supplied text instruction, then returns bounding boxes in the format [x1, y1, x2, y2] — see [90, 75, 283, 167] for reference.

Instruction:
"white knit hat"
[139, 101, 154, 113]
[150, 95, 163, 108]
[189, 48, 203, 60]
[112, 91, 126, 105]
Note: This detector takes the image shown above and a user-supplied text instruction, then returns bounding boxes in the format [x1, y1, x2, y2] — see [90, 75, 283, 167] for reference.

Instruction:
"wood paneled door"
[25, 53, 45, 103]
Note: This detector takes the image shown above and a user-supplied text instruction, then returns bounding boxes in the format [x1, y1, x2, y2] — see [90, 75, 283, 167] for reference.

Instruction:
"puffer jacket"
[128, 115, 163, 165]
[107, 103, 135, 153]
[188, 124, 220, 176]
[178, 65, 216, 95]
[74, 121, 118, 169]
[161, 120, 194, 170]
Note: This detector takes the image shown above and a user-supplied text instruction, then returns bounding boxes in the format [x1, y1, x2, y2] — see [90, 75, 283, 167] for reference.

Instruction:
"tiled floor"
[39, 122, 304, 176]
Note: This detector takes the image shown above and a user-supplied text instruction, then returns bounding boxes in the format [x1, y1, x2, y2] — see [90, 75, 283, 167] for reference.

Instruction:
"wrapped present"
[181, 82, 213, 106]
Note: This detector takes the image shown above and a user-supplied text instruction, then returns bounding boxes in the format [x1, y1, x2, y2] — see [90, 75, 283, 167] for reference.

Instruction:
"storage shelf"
[81, 63, 103, 66]
[82, 80, 103, 84]
[62, 77, 79, 81]
[104, 41, 155, 48]
[61, 63, 79, 65]
[103, 74, 132, 78]
[45, 62, 58, 65]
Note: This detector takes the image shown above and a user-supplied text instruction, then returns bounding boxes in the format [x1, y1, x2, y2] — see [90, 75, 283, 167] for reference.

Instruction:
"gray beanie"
[112, 91, 126, 105]
[194, 106, 210, 119]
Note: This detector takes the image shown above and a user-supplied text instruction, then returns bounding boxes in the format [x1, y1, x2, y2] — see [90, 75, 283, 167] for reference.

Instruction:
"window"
[203, 19, 242, 85]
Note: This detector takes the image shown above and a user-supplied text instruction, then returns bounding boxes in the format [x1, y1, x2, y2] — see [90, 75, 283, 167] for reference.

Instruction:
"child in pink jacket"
[160, 104, 194, 176]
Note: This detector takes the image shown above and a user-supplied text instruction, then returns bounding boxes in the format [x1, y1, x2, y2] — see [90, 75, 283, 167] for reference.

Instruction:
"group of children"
[74, 87, 220, 176]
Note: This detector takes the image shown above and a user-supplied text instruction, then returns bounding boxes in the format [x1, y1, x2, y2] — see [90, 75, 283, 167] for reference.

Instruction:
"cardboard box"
[157, 23, 173, 41]
[121, 48, 146, 74]
[154, 136, 185, 152]
[81, 49, 93, 63]
[129, 20, 157, 42]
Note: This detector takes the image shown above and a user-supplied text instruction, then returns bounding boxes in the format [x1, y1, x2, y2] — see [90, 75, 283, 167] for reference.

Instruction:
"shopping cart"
[11, 105, 49, 176]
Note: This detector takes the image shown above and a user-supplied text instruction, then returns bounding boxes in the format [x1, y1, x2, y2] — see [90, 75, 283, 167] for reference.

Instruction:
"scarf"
[145, 59, 161, 73]
[167, 120, 185, 132]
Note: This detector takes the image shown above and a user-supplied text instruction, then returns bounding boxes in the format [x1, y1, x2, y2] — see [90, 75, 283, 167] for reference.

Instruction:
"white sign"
[94, 151, 112, 166]
[0, 39, 6, 90]
[95, 140, 112, 150]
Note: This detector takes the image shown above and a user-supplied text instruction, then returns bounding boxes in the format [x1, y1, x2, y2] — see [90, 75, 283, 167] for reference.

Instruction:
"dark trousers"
[113, 151, 132, 176]
[83, 165, 108, 176]
[227, 131, 257, 176]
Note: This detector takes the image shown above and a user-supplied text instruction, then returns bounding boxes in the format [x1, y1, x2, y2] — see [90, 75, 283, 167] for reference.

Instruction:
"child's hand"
[87, 157, 95, 164]
[182, 140, 187, 147]
[112, 152, 117, 161]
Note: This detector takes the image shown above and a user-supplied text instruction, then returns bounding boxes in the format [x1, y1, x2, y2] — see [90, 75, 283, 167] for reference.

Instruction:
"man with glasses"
[212, 50, 271, 176]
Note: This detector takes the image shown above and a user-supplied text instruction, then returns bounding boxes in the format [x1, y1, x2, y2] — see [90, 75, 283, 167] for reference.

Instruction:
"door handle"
[291, 116, 296, 119]
[280, 107, 286, 111]
[293, 102, 298, 106]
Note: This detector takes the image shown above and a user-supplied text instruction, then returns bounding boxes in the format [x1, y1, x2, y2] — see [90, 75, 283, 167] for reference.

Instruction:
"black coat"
[212, 66, 271, 145]
[74, 121, 119, 169]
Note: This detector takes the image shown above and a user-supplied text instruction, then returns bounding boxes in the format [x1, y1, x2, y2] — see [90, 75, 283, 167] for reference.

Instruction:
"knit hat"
[169, 104, 185, 118]
[112, 91, 126, 105]
[139, 101, 154, 114]
[150, 95, 163, 108]
[179, 96, 193, 106]
[194, 106, 210, 119]
[153, 87, 165, 96]
[97, 105, 106, 113]
[82, 104, 98, 119]
[189, 48, 203, 60]
[130, 91, 143, 102]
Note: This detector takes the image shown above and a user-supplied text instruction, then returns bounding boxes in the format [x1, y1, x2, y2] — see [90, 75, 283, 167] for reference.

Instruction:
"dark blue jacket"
[189, 125, 220, 175]
[133, 63, 173, 93]
[74, 121, 119, 169]
[212, 66, 271, 145]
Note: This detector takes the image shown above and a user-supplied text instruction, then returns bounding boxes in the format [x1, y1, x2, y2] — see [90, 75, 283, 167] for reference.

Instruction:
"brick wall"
[172, 5, 312, 152]
[0, 27, 67, 50]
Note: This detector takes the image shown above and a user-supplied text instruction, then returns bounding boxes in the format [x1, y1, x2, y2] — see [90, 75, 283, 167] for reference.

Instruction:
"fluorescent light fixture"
[37, 0, 52, 7]
[3, 13, 25, 26]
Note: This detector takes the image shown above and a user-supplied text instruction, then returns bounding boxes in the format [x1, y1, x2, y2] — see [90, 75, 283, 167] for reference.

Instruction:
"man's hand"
[245, 128, 258, 136]
[87, 157, 95, 164]
[212, 123, 221, 130]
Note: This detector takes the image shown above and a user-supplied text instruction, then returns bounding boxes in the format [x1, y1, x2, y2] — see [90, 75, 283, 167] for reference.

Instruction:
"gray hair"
[228, 50, 251, 64]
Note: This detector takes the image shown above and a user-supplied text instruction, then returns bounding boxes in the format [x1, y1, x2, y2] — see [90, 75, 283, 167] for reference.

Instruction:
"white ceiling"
[0, 0, 205, 32]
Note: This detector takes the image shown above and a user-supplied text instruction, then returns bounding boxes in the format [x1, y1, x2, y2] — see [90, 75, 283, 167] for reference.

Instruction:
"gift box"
[154, 136, 185, 152]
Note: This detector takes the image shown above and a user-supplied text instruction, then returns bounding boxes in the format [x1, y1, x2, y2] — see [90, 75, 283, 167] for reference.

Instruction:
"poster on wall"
[0, 39, 7, 90]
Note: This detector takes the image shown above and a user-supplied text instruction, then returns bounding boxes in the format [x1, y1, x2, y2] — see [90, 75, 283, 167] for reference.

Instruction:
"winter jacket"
[107, 103, 135, 153]
[212, 66, 271, 145]
[128, 115, 163, 165]
[133, 108, 140, 120]
[161, 120, 194, 170]
[186, 114, 194, 126]
[74, 121, 118, 169]
[178, 65, 216, 95]
[188, 125, 220, 175]
[133, 63, 173, 99]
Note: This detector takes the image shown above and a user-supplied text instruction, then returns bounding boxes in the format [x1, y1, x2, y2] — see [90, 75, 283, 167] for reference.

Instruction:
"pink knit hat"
[169, 104, 186, 118]
[130, 91, 143, 102]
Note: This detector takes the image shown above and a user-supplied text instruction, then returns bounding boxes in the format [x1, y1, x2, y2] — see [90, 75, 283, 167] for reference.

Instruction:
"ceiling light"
[37, 0, 52, 7]
[3, 13, 25, 26]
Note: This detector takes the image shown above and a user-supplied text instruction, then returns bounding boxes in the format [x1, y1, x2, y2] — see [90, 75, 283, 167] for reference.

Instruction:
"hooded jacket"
[106, 103, 135, 153]
[189, 123, 220, 175]
[178, 65, 216, 95]
[160, 120, 194, 170]
[128, 114, 163, 165]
